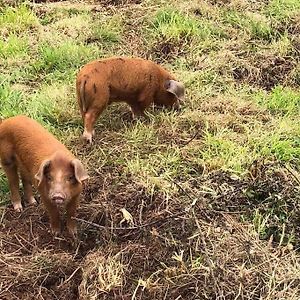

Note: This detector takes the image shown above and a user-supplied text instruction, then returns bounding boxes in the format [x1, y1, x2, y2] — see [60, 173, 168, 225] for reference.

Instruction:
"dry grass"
[79, 251, 126, 298]
[0, 0, 300, 299]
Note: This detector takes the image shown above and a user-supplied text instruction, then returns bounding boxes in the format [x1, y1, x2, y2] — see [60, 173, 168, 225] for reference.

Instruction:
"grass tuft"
[255, 85, 300, 115]
[79, 251, 125, 297]
[0, 4, 40, 36]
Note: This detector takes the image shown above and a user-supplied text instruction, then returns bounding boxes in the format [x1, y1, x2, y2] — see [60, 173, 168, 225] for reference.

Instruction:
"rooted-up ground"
[0, 0, 300, 299]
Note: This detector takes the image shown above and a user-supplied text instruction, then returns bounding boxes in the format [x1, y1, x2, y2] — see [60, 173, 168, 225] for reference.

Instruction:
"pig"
[76, 57, 185, 143]
[0, 115, 89, 238]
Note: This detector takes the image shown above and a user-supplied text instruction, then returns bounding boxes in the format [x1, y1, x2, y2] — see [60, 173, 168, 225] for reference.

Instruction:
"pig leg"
[82, 106, 105, 144]
[130, 103, 146, 119]
[1, 154, 23, 212]
[130, 90, 154, 119]
[20, 170, 37, 206]
[66, 197, 79, 239]
[42, 197, 61, 235]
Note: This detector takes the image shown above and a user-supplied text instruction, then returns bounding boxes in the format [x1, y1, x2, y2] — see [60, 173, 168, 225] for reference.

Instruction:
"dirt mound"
[232, 54, 298, 90]
[151, 38, 188, 63]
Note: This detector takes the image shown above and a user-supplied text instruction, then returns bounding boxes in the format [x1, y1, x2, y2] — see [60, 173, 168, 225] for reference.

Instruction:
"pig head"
[155, 79, 185, 110]
[34, 151, 89, 237]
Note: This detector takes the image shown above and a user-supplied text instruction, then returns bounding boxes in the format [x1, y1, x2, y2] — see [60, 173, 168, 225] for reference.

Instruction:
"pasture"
[0, 0, 300, 299]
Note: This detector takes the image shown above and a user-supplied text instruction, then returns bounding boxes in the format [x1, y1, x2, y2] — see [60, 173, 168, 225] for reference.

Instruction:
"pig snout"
[173, 100, 181, 111]
[50, 192, 67, 205]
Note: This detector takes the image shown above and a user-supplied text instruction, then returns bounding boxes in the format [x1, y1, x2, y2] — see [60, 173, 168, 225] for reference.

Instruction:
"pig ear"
[165, 80, 185, 100]
[71, 159, 89, 183]
[34, 159, 51, 186]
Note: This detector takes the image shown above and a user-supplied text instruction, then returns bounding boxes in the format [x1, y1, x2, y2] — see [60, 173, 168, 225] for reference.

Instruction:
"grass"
[35, 41, 100, 74]
[223, 10, 275, 40]
[266, 0, 300, 20]
[0, 34, 29, 60]
[0, 4, 40, 36]
[255, 85, 300, 115]
[151, 8, 217, 41]
[0, 0, 300, 299]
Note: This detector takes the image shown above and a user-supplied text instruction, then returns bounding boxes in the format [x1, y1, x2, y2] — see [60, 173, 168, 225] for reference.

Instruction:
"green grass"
[92, 15, 123, 44]
[150, 7, 227, 42]
[36, 42, 100, 74]
[0, 4, 40, 35]
[266, 0, 300, 20]
[0, 34, 29, 60]
[255, 85, 300, 115]
[258, 120, 300, 161]
[201, 130, 250, 172]
[0, 79, 25, 117]
[0, 1, 300, 299]
[223, 10, 275, 40]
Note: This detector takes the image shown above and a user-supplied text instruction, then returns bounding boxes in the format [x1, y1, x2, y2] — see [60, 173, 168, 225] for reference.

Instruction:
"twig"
[57, 266, 81, 288]
[282, 163, 300, 185]
[167, 177, 196, 203]
[180, 128, 202, 147]
[73, 209, 186, 231]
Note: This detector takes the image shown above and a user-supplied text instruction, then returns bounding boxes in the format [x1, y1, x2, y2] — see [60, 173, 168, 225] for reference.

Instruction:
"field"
[0, 0, 300, 299]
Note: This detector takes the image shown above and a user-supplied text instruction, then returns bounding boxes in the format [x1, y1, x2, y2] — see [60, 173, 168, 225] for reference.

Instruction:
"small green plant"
[0, 4, 40, 35]
[251, 118, 300, 161]
[150, 8, 225, 42]
[266, 0, 300, 20]
[92, 15, 123, 44]
[252, 209, 271, 239]
[35, 41, 100, 74]
[0, 34, 29, 60]
[151, 8, 199, 41]
[200, 130, 250, 172]
[223, 10, 274, 40]
[0, 79, 25, 117]
[255, 86, 300, 116]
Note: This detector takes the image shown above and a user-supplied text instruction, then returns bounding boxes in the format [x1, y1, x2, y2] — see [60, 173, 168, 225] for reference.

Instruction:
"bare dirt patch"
[1, 160, 299, 299]
[232, 54, 298, 90]
[151, 38, 189, 63]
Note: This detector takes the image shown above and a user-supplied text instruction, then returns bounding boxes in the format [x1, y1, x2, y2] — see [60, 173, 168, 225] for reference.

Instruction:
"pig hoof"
[28, 197, 37, 206]
[71, 236, 79, 248]
[71, 232, 78, 244]
[82, 132, 93, 144]
[68, 227, 78, 240]
[51, 228, 61, 237]
[13, 203, 23, 212]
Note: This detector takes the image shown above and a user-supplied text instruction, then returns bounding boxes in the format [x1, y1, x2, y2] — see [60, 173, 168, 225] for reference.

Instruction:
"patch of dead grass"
[79, 250, 126, 299]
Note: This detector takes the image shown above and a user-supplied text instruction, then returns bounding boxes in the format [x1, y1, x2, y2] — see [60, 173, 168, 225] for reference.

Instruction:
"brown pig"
[0, 116, 89, 238]
[76, 57, 185, 143]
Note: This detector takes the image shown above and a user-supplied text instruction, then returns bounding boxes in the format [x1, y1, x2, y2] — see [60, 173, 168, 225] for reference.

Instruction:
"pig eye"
[45, 174, 52, 181]
[67, 175, 77, 184]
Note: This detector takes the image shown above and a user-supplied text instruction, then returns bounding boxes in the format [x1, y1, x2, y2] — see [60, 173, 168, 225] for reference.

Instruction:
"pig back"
[0, 116, 73, 180]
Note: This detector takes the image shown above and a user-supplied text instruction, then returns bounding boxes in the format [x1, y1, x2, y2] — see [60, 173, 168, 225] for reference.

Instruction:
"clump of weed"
[0, 4, 40, 36]
[35, 41, 100, 74]
[148, 7, 226, 61]
[265, 0, 300, 21]
[223, 10, 275, 40]
[0, 78, 25, 117]
[255, 85, 300, 115]
[87, 15, 123, 45]
[0, 34, 29, 61]
[79, 250, 126, 298]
